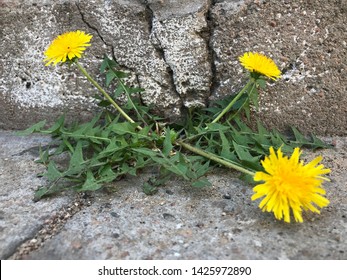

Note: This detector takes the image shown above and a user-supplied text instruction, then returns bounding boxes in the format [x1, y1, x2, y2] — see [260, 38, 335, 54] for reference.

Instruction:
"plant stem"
[117, 77, 147, 125]
[211, 79, 253, 124]
[176, 140, 255, 176]
[226, 81, 256, 122]
[62, 132, 111, 143]
[75, 62, 142, 130]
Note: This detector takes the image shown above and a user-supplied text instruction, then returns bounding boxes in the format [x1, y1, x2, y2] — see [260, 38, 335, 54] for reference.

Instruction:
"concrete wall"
[1, 0, 346, 135]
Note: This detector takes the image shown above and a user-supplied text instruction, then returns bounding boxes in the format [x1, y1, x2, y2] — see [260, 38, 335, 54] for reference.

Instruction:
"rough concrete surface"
[0, 131, 73, 259]
[1, 130, 346, 260]
[210, 0, 347, 135]
[150, 0, 212, 107]
[1, 0, 346, 135]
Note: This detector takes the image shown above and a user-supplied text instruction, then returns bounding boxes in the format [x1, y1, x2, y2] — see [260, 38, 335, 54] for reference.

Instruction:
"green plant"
[20, 55, 329, 201]
[20, 31, 332, 223]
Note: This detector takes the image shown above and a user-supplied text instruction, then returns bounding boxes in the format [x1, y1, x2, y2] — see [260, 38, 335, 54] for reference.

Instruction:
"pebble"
[110, 212, 120, 218]
[163, 213, 175, 221]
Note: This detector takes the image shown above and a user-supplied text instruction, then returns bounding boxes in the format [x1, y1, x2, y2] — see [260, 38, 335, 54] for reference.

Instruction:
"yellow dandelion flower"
[239, 52, 281, 80]
[44, 30, 92, 66]
[252, 147, 330, 223]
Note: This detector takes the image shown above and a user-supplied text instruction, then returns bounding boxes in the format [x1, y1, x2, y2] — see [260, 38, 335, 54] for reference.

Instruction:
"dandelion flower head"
[44, 30, 92, 66]
[252, 147, 330, 223]
[239, 52, 281, 80]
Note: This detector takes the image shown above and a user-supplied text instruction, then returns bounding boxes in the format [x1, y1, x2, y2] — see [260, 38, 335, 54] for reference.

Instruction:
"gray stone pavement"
[0, 130, 346, 259]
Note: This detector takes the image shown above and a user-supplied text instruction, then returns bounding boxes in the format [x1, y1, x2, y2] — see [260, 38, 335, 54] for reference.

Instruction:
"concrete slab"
[2, 0, 346, 135]
[1, 133, 344, 260]
[0, 131, 74, 259]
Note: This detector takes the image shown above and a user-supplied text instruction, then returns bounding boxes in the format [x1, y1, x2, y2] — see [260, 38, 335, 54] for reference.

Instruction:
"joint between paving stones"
[8, 193, 94, 260]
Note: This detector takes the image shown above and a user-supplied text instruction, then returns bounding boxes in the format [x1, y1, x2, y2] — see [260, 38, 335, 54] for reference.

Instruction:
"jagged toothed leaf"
[219, 130, 232, 159]
[114, 84, 124, 98]
[310, 134, 332, 149]
[269, 131, 286, 148]
[78, 170, 102, 192]
[45, 161, 63, 181]
[16, 120, 46, 136]
[291, 127, 308, 145]
[230, 127, 250, 146]
[112, 70, 130, 79]
[127, 87, 145, 94]
[163, 153, 188, 178]
[110, 122, 138, 135]
[162, 128, 173, 156]
[62, 137, 74, 153]
[138, 125, 152, 138]
[133, 147, 158, 157]
[36, 147, 49, 165]
[206, 123, 229, 132]
[98, 139, 123, 157]
[46, 115, 65, 134]
[232, 141, 255, 162]
[193, 160, 211, 178]
[97, 100, 111, 107]
[234, 117, 253, 133]
[100, 55, 117, 73]
[98, 164, 118, 183]
[192, 178, 211, 188]
[33, 187, 51, 202]
[142, 182, 158, 195]
[106, 71, 117, 87]
[256, 120, 269, 138]
[289, 127, 331, 149]
[67, 141, 86, 175]
[33, 185, 68, 202]
[70, 113, 102, 136]
[249, 87, 259, 110]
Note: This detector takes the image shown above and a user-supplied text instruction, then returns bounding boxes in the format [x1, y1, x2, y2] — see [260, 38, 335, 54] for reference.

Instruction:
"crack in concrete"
[206, 0, 218, 105]
[144, 1, 217, 110]
[143, 2, 184, 109]
[76, 2, 148, 107]
[76, 2, 109, 52]
[76, 2, 122, 69]
[186, 0, 217, 106]
[78, 0, 215, 117]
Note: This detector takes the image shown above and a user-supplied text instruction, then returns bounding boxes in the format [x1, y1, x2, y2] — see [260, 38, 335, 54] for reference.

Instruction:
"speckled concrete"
[1, 0, 346, 135]
[150, 0, 212, 107]
[1, 131, 346, 260]
[0, 131, 73, 259]
[1, 0, 347, 260]
[210, 0, 347, 135]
